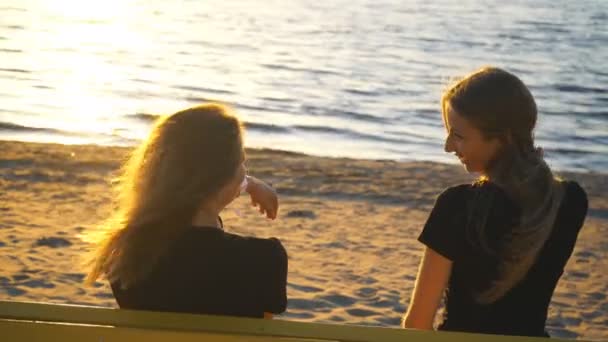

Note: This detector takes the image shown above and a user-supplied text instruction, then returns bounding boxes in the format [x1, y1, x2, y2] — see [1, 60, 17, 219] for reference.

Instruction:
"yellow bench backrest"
[0, 300, 585, 342]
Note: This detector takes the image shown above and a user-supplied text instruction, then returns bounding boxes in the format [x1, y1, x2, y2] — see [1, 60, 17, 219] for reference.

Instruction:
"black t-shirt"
[111, 226, 288, 318]
[418, 181, 587, 337]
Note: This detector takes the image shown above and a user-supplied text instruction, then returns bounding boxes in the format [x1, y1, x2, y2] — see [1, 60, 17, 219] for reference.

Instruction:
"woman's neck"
[191, 209, 222, 228]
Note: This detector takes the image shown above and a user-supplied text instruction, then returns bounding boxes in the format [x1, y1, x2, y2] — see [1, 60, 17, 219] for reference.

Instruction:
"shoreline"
[1, 139, 605, 210]
[0, 139, 607, 341]
[0, 131, 603, 174]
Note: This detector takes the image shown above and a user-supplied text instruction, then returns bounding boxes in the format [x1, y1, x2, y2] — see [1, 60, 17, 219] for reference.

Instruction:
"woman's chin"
[461, 161, 478, 174]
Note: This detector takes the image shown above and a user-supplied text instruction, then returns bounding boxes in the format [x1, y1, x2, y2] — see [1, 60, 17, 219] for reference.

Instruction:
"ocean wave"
[260, 63, 343, 77]
[554, 84, 606, 95]
[235, 103, 277, 113]
[0, 122, 60, 134]
[343, 88, 380, 97]
[544, 109, 608, 118]
[172, 85, 235, 96]
[291, 124, 411, 145]
[184, 96, 214, 103]
[126, 113, 160, 122]
[0, 48, 21, 53]
[0, 0, 605, 175]
[259, 96, 295, 104]
[517, 20, 572, 34]
[0, 67, 30, 74]
[596, 97, 608, 104]
[0, 121, 121, 142]
[243, 122, 290, 133]
[543, 147, 596, 156]
[299, 105, 388, 124]
[291, 125, 343, 135]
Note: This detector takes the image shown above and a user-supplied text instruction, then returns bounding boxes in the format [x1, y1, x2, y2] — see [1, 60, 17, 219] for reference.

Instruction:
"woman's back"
[86, 104, 286, 319]
[111, 225, 288, 318]
[419, 180, 587, 336]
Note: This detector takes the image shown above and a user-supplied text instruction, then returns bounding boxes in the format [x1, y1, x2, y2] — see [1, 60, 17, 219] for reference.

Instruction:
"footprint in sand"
[404, 274, 416, 281]
[356, 287, 377, 298]
[94, 292, 114, 299]
[575, 250, 598, 259]
[286, 210, 317, 219]
[316, 241, 346, 249]
[344, 274, 378, 285]
[23, 268, 42, 275]
[551, 300, 568, 308]
[548, 327, 579, 339]
[93, 281, 105, 288]
[2, 286, 27, 296]
[19, 279, 55, 289]
[326, 315, 346, 322]
[586, 292, 607, 301]
[1, 219, 20, 228]
[561, 316, 582, 326]
[288, 298, 332, 311]
[319, 294, 357, 307]
[581, 310, 604, 321]
[560, 292, 578, 299]
[565, 271, 589, 280]
[283, 311, 315, 319]
[546, 317, 565, 328]
[288, 283, 323, 293]
[34, 236, 72, 248]
[12, 274, 30, 281]
[303, 275, 327, 284]
[61, 273, 86, 283]
[392, 304, 406, 314]
[368, 299, 396, 308]
[374, 316, 402, 326]
[27, 256, 45, 262]
[346, 308, 381, 317]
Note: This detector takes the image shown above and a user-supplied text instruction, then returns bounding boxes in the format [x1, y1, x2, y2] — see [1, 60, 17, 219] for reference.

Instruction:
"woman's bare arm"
[402, 247, 452, 330]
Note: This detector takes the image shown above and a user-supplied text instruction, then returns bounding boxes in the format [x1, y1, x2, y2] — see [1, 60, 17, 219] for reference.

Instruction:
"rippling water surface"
[1, 0, 606, 172]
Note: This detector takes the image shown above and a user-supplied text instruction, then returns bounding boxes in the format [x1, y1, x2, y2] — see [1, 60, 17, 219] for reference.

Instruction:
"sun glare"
[41, 0, 135, 21]
[26, 0, 148, 135]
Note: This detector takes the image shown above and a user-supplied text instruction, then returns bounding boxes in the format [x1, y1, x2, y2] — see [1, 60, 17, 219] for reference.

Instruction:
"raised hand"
[245, 176, 279, 219]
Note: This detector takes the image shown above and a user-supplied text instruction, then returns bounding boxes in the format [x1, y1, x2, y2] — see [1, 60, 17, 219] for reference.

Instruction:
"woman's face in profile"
[233, 153, 247, 198]
[443, 103, 502, 175]
[217, 150, 247, 208]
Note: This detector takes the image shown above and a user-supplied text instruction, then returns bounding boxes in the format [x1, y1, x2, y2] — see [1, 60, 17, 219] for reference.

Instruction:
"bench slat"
[0, 301, 585, 342]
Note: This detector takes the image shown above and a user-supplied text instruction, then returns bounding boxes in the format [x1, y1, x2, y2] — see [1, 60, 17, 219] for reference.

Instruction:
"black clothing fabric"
[111, 226, 288, 318]
[418, 181, 587, 337]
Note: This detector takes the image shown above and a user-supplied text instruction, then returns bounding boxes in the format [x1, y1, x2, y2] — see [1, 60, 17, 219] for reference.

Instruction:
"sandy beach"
[0, 140, 606, 340]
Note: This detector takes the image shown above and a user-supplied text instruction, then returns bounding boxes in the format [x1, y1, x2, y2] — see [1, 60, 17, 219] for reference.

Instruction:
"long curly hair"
[84, 103, 244, 288]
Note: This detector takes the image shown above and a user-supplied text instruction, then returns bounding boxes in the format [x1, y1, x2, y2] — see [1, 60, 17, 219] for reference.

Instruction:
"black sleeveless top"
[418, 181, 587, 337]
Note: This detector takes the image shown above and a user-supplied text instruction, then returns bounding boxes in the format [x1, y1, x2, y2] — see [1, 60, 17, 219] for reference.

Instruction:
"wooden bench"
[0, 300, 584, 341]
